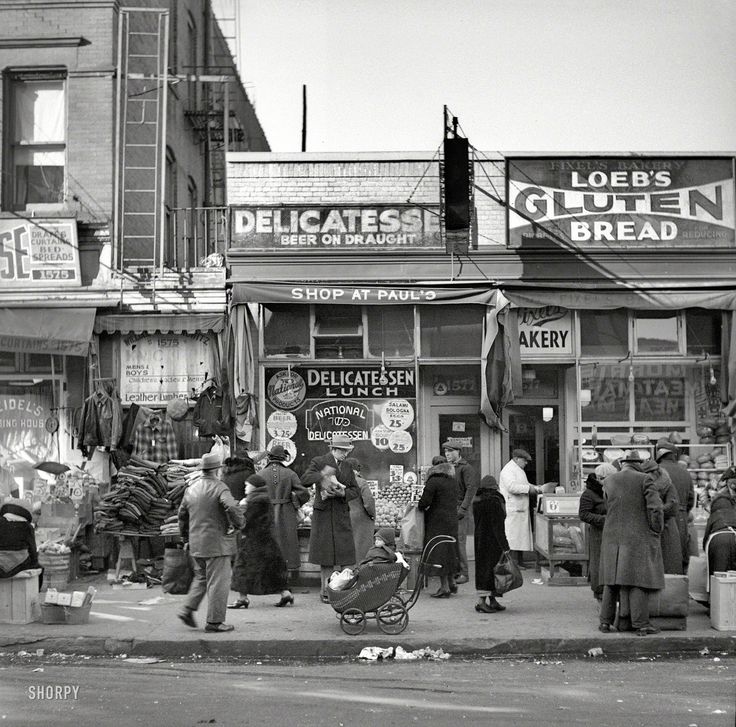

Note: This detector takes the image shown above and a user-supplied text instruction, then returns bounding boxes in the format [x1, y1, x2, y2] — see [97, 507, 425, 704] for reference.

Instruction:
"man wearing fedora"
[599, 450, 665, 636]
[301, 435, 360, 602]
[442, 440, 480, 585]
[177, 452, 244, 632]
[655, 438, 695, 574]
[499, 448, 542, 569]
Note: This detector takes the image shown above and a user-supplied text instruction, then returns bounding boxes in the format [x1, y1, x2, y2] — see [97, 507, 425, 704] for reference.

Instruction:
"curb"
[2, 634, 735, 660]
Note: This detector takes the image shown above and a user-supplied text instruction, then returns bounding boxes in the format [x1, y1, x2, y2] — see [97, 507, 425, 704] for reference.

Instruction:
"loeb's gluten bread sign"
[507, 157, 734, 248]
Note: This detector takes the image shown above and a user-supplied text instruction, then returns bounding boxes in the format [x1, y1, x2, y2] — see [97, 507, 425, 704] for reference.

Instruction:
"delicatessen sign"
[507, 157, 734, 248]
[231, 205, 442, 249]
[264, 366, 417, 484]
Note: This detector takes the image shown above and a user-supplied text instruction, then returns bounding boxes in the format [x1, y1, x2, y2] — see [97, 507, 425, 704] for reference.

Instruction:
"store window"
[420, 305, 484, 358]
[314, 305, 363, 359]
[0, 352, 17, 372]
[634, 311, 680, 354]
[263, 305, 310, 357]
[367, 306, 414, 358]
[579, 310, 628, 357]
[581, 363, 631, 422]
[6, 72, 66, 210]
[686, 310, 721, 355]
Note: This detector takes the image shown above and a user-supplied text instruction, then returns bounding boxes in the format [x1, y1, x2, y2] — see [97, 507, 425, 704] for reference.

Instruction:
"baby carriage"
[327, 534, 456, 635]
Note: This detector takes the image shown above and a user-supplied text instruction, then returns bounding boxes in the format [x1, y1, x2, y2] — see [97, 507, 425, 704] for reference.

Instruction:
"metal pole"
[224, 82, 230, 155]
[301, 84, 307, 152]
[113, 10, 126, 269]
[158, 11, 169, 277]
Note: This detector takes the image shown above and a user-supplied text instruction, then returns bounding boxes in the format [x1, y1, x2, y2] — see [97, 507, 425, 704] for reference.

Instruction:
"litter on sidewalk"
[358, 645, 450, 661]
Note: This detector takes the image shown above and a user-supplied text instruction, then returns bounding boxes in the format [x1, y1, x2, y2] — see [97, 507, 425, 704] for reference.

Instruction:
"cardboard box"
[44, 588, 59, 605]
[0, 569, 42, 624]
[70, 591, 86, 608]
[56, 592, 72, 606]
[710, 575, 736, 631]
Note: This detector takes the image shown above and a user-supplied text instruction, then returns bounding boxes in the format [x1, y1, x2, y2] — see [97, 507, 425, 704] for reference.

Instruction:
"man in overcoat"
[442, 440, 480, 584]
[655, 439, 695, 573]
[301, 435, 360, 602]
[177, 452, 244, 632]
[599, 450, 665, 636]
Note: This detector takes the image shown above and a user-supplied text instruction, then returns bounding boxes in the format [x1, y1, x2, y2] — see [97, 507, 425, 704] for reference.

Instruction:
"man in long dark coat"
[599, 450, 665, 636]
[301, 435, 359, 602]
[655, 439, 695, 573]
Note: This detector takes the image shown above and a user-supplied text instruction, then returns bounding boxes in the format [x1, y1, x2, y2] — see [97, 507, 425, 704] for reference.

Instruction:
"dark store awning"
[0, 307, 95, 356]
[94, 313, 226, 335]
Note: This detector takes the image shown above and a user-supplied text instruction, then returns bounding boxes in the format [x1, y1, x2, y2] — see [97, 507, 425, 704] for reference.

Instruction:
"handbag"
[399, 503, 425, 552]
[493, 550, 524, 594]
[162, 546, 194, 594]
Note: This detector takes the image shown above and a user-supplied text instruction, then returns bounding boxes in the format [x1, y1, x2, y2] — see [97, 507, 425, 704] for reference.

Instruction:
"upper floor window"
[5, 72, 66, 210]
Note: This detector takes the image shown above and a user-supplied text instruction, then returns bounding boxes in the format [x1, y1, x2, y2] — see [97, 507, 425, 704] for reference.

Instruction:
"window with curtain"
[420, 305, 484, 358]
[367, 306, 414, 357]
[7, 73, 66, 209]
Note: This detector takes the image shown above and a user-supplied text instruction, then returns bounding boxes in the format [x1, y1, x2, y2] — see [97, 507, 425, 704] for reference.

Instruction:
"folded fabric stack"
[159, 463, 196, 511]
[94, 464, 173, 535]
[160, 514, 180, 537]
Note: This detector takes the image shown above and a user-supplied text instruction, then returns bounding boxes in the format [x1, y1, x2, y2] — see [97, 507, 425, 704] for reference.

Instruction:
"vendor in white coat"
[498, 449, 542, 569]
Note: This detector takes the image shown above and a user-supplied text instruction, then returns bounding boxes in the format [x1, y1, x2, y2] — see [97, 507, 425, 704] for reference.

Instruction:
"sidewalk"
[1, 567, 735, 660]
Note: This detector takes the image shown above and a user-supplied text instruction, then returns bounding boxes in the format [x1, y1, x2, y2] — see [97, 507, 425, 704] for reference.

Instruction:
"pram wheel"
[340, 608, 366, 635]
[377, 602, 408, 634]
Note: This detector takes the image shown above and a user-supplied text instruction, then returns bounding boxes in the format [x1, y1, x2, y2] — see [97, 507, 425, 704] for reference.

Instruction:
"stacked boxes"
[41, 586, 97, 625]
[0, 569, 42, 624]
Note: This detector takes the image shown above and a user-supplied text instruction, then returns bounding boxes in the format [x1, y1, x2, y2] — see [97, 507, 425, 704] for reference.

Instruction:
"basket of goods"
[37, 541, 72, 590]
[581, 448, 600, 463]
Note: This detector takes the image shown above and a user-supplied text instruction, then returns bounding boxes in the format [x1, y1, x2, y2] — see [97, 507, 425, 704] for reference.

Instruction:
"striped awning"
[94, 313, 225, 335]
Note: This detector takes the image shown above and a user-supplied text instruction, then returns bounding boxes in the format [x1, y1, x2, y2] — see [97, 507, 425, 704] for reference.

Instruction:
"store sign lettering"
[305, 400, 369, 441]
[508, 158, 735, 248]
[305, 368, 415, 399]
[518, 307, 572, 356]
[231, 205, 442, 250]
[291, 286, 438, 302]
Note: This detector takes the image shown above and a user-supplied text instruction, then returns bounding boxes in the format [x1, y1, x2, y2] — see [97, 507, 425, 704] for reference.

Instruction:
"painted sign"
[305, 399, 370, 442]
[266, 370, 306, 410]
[231, 205, 442, 249]
[507, 158, 735, 248]
[518, 306, 573, 356]
[119, 332, 211, 405]
[0, 218, 81, 286]
[305, 367, 415, 399]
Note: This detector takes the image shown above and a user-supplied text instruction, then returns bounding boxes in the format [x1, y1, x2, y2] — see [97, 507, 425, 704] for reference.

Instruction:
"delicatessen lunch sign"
[231, 205, 442, 249]
[507, 157, 734, 248]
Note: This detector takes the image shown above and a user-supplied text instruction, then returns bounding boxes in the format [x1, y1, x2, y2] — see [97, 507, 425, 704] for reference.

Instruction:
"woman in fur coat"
[229, 475, 293, 609]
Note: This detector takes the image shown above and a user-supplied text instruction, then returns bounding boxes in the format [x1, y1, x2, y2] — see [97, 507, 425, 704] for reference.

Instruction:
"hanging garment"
[78, 381, 124, 454]
[132, 410, 178, 464]
[192, 382, 230, 437]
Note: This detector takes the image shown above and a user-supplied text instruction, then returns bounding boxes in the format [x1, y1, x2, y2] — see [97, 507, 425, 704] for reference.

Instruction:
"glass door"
[504, 405, 560, 486]
[429, 404, 488, 477]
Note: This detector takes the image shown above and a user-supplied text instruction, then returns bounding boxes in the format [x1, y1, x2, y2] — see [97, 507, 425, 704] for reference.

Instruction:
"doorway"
[504, 405, 560, 486]
[429, 404, 489, 477]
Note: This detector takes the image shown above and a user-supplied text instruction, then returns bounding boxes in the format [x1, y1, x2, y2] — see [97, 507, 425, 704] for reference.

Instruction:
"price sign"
[266, 410, 298, 439]
[70, 485, 84, 503]
[389, 430, 413, 454]
[371, 424, 393, 451]
[547, 499, 560, 513]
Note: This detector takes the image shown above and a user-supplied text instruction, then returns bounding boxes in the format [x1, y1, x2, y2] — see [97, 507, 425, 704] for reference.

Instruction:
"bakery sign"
[507, 157, 735, 248]
[518, 306, 573, 356]
[0, 218, 81, 286]
[230, 205, 442, 250]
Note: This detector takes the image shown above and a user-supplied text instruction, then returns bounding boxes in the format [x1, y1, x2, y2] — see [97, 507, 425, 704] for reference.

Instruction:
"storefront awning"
[94, 313, 226, 335]
[0, 307, 95, 356]
[231, 282, 497, 305]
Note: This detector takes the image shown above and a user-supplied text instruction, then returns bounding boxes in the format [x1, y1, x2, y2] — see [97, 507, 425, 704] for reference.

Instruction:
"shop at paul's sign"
[507, 158, 735, 248]
[120, 332, 211, 405]
[0, 218, 81, 286]
[518, 307, 572, 356]
[231, 205, 442, 249]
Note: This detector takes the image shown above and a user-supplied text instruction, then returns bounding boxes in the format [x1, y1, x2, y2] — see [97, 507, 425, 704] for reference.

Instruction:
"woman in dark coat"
[703, 487, 736, 575]
[641, 458, 683, 574]
[0, 499, 42, 589]
[473, 475, 509, 613]
[261, 445, 310, 571]
[578, 465, 611, 600]
[301, 436, 360, 602]
[229, 475, 293, 608]
[221, 455, 255, 502]
[417, 461, 458, 598]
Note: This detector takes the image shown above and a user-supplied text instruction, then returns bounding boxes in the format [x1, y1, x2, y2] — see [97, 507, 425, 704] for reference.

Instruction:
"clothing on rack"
[192, 381, 230, 437]
[132, 410, 178, 464]
[78, 380, 124, 455]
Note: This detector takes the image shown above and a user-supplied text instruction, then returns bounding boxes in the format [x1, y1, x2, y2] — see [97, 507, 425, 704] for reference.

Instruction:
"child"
[360, 527, 408, 568]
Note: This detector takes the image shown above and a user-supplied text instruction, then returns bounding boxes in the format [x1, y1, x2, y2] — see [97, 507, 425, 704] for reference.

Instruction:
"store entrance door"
[504, 405, 560, 487]
[429, 405, 489, 478]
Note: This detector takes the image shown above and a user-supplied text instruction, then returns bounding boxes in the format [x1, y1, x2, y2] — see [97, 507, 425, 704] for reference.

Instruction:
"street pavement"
[1, 565, 736, 660]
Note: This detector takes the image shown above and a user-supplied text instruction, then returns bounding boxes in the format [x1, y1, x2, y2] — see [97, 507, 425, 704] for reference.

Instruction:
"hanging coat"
[642, 462, 683, 575]
[302, 454, 359, 566]
[473, 487, 508, 593]
[600, 466, 665, 590]
[498, 459, 534, 551]
[231, 492, 288, 595]
[417, 472, 458, 573]
[262, 460, 310, 570]
[348, 475, 376, 564]
[578, 479, 606, 596]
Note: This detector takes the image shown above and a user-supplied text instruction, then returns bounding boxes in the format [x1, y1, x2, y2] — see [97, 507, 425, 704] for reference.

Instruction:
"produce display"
[38, 541, 71, 555]
[375, 481, 421, 529]
[297, 502, 313, 527]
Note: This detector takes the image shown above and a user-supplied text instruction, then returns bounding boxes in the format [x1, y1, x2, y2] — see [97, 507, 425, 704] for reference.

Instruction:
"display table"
[534, 494, 588, 585]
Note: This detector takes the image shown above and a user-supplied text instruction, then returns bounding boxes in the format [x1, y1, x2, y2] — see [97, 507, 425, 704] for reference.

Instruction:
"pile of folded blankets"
[160, 514, 180, 537]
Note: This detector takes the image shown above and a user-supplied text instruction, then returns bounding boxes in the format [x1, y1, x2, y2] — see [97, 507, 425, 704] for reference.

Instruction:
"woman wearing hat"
[261, 444, 310, 579]
[230, 474, 294, 609]
[301, 435, 360, 602]
[472, 475, 509, 613]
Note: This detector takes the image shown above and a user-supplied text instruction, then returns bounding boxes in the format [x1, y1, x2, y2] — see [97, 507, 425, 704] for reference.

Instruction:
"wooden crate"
[0, 570, 42, 624]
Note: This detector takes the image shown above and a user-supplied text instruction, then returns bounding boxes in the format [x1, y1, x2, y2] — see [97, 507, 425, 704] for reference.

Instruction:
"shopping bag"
[399, 503, 425, 552]
[493, 551, 524, 595]
[162, 547, 194, 594]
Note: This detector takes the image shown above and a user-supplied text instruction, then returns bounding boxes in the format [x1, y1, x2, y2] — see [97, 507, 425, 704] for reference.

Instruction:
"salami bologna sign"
[507, 158, 734, 248]
[231, 205, 442, 249]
